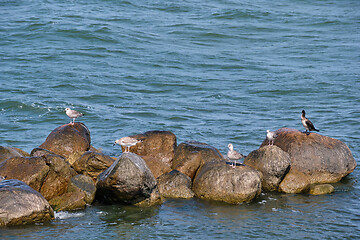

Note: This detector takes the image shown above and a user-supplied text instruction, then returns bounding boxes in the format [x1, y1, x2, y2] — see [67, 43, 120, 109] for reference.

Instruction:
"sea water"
[0, 0, 359, 239]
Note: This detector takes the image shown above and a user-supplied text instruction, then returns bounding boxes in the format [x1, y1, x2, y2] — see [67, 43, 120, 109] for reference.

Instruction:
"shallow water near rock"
[0, 0, 359, 238]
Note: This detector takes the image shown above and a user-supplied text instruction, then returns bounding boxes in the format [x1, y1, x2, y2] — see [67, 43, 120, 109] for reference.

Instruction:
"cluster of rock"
[0, 124, 356, 227]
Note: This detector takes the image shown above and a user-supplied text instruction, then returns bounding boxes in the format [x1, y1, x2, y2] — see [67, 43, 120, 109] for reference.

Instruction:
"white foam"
[55, 211, 85, 220]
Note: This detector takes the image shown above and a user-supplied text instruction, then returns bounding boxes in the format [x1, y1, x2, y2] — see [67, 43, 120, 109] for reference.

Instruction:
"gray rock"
[157, 170, 195, 199]
[244, 145, 291, 191]
[96, 152, 159, 205]
[0, 179, 54, 226]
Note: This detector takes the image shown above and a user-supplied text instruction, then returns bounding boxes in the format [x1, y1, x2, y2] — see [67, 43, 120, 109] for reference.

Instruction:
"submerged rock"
[39, 123, 91, 158]
[308, 184, 335, 195]
[124, 130, 177, 178]
[244, 145, 290, 192]
[192, 160, 262, 204]
[0, 179, 54, 226]
[96, 152, 161, 206]
[172, 141, 224, 180]
[157, 170, 195, 199]
[260, 128, 356, 193]
[72, 151, 115, 182]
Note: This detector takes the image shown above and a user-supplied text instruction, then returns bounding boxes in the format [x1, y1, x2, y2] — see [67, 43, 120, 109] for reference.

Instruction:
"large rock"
[0, 146, 29, 162]
[48, 174, 96, 211]
[157, 170, 195, 199]
[72, 151, 115, 182]
[260, 128, 356, 189]
[244, 145, 291, 191]
[39, 154, 77, 201]
[0, 156, 49, 192]
[39, 123, 91, 158]
[0, 179, 54, 226]
[96, 152, 161, 206]
[192, 161, 262, 204]
[67, 174, 96, 204]
[278, 169, 311, 193]
[48, 190, 86, 212]
[126, 131, 177, 178]
[172, 141, 224, 180]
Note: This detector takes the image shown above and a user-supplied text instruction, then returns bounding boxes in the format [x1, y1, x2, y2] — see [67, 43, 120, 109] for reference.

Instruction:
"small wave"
[55, 211, 85, 220]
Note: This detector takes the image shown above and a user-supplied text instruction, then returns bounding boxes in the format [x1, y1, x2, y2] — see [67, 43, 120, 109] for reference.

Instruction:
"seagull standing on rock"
[114, 136, 142, 153]
[301, 110, 319, 135]
[266, 130, 277, 146]
[227, 143, 245, 168]
[65, 108, 84, 124]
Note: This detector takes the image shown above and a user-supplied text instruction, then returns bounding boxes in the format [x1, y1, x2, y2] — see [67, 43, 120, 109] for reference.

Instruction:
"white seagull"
[266, 130, 277, 146]
[301, 110, 319, 135]
[65, 108, 84, 124]
[227, 143, 245, 168]
[114, 136, 142, 152]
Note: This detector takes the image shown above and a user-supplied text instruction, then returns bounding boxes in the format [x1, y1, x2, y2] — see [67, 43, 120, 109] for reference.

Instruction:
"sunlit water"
[1, 0, 359, 238]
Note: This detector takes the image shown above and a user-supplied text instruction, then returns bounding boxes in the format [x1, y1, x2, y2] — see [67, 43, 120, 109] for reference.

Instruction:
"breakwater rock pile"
[0, 124, 356, 226]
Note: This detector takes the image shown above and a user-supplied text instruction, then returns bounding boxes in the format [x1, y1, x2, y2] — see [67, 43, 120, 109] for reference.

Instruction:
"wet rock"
[48, 190, 86, 212]
[67, 174, 96, 204]
[260, 128, 356, 185]
[278, 169, 311, 193]
[0, 146, 29, 162]
[134, 187, 163, 207]
[244, 145, 291, 191]
[0, 156, 49, 192]
[308, 184, 334, 195]
[39, 123, 91, 158]
[39, 154, 77, 201]
[0, 179, 54, 226]
[72, 151, 115, 182]
[30, 148, 63, 158]
[126, 131, 177, 178]
[96, 152, 158, 205]
[157, 170, 195, 199]
[172, 141, 224, 180]
[193, 160, 262, 204]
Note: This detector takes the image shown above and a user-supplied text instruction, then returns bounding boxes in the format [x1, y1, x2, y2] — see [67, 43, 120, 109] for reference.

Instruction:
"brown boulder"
[39, 154, 77, 201]
[96, 152, 159, 205]
[244, 145, 291, 191]
[0, 146, 29, 162]
[48, 190, 86, 212]
[67, 174, 96, 204]
[260, 128, 356, 185]
[172, 141, 224, 180]
[39, 123, 91, 158]
[278, 169, 311, 193]
[157, 170, 195, 199]
[0, 179, 54, 226]
[308, 184, 334, 195]
[193, 160, 262, 204]
[0, 156, 49, 192]
[72, 151, 115, 181]
[126, 131, 177, 178]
